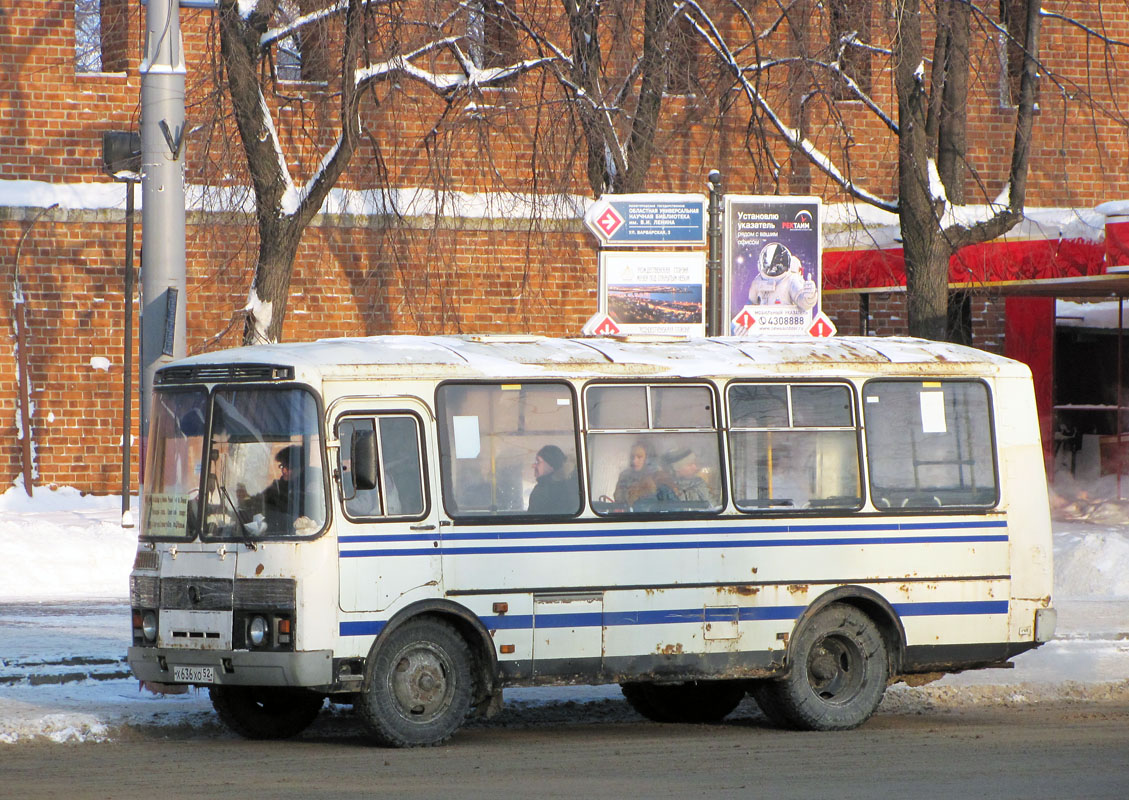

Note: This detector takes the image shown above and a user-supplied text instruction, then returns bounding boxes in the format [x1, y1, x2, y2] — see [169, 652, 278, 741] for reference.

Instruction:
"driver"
[241, 445, 316, 533]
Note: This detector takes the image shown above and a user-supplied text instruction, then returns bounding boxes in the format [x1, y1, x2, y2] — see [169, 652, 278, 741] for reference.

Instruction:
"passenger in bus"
[613, 442, 658, 506]
[656, 447, 714, 506]
[527, 444, 577, 514]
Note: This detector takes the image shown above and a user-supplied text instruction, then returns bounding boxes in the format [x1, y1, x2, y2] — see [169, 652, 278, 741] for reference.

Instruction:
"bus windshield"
[142, 386, 327, 541]
[203, 387, 327, 540]
[142, 388, 208, 540]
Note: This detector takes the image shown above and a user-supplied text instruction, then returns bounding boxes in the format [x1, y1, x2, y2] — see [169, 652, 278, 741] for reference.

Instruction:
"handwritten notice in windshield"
[145, 492, 190, 537]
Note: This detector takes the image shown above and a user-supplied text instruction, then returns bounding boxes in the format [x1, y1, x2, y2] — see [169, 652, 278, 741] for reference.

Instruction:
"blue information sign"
[585, 194, 706, 247]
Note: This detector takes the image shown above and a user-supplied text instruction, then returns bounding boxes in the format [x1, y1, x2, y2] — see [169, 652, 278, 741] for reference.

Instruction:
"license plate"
[172, 665, 215, 684]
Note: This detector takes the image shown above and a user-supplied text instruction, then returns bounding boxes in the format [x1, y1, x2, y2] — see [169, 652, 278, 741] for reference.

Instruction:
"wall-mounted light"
[101, 130, 141, 180]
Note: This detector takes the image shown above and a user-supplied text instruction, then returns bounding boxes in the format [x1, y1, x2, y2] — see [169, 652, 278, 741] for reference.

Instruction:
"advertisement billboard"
[724, 196, 824, 337]
[599, 250, 707, 337]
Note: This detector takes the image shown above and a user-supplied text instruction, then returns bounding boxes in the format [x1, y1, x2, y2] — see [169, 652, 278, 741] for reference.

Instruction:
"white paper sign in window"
[919, 391, 947, 434]
[452, 416, 481, 459]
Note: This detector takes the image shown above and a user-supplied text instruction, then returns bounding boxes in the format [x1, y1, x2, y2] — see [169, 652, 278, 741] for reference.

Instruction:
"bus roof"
[161, 335, 1030, 383]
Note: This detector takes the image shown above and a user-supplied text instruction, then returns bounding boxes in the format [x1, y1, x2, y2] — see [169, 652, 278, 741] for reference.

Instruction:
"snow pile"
[1049, 473, 1129, 599]
[1055, 527, 1129, 599]
[0, 485, 137, 601]
[0, 702, 109, 745]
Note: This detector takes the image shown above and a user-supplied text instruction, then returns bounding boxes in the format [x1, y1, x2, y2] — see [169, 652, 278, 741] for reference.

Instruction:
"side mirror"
[353, 429, 378, 491]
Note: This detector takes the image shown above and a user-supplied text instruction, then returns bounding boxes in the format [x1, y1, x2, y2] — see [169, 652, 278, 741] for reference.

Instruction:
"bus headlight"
[142, 611, 158, 642]
[248, 615, 270, 647]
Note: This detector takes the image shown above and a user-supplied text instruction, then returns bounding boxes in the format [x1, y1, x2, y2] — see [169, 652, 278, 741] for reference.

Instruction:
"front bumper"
[128, 646, 333, 688]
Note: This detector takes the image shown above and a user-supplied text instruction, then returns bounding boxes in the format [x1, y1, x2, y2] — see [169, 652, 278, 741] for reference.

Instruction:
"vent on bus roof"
[155, 364, 294, 385]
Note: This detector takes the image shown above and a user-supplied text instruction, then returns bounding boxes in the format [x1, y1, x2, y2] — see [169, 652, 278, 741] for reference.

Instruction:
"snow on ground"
[1, 480, 1127, 744]
[0, 486, 137, 601]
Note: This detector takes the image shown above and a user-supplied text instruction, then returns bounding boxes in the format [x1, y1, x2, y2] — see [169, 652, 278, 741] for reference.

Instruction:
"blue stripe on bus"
[893, 600, 1008, 616]
[339, 533, 1008, 558]
[340, 620, 388, 637]
[338, 600, 1008, 637]
[338, 519, 1006, 545]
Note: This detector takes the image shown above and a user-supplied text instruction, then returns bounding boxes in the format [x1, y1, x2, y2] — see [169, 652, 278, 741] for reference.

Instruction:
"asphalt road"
[4, 697, 1127, 800]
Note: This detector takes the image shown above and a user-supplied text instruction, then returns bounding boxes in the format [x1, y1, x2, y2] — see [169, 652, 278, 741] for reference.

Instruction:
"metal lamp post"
[101, 131, 141, 526]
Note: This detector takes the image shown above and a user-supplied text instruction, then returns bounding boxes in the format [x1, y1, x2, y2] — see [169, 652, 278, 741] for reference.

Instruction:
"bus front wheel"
[209, 686, 324, 739]
[357, 618, 473, 747]
[751, 603, 888, 731]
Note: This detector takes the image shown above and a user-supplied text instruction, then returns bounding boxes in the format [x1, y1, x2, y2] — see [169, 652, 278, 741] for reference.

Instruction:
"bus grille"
[160, 577, 234, 611]
[151, 577, 296, 612]
[133, 550, 159, 570]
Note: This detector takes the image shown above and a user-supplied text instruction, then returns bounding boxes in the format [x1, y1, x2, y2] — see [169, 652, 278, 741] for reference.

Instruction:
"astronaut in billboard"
[748, 243, 817, 310]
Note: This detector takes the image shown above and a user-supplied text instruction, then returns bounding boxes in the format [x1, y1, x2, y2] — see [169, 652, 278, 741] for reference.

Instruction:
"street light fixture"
[102, 131, 141, 527]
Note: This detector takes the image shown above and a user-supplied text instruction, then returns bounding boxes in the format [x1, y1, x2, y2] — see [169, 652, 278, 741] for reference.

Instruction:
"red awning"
[823, 237, 1108, 293]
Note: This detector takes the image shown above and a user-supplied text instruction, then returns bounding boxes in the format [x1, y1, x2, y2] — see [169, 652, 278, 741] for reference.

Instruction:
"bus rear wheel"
[621, 680, 746, 723]
[356, 618, 473, 747]
[751, 603, 888, 731]
[209, 686, 324, 739]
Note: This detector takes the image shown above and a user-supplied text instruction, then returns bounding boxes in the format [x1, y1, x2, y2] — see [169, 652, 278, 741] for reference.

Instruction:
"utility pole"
[139, 0, 188, 499]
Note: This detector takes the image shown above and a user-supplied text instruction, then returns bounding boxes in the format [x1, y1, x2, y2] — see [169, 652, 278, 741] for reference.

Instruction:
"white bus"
[127, 334, 1056, 745]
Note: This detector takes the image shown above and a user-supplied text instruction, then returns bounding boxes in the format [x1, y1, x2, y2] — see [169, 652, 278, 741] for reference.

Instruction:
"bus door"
[334, 400, 439, 613]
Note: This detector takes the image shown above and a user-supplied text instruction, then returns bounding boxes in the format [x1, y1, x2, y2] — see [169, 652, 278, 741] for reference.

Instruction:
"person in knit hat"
[656, 447, 713, 505]
[527, 444, 577, 514]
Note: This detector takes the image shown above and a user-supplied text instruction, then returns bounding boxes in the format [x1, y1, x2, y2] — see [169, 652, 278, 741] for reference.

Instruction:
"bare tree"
[552, 0, 674, 194]
[895, 0, 1040, 340]
[682, 0, 1048, 340]
[212, 0, 547, 344]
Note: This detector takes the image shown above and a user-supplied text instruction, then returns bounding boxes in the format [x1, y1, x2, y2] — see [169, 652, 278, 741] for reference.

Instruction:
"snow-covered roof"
[164, 334, 1026, 383]
[1057, 299, 1129, 330]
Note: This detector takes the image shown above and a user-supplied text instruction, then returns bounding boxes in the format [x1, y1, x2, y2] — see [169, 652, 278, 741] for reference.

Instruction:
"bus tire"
[620, 680, 745, 723]
[754, 603, 888, 731]
[357, 618, 473, 747]
[209, 686, 323, 739]
[747, 679, 794, 728]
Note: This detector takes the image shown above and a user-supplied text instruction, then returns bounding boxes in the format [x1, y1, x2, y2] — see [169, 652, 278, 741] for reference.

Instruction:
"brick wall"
[822, 291, 1007, 353]
[8, 3, 1129, 204]
[3, 2, 1129, 493]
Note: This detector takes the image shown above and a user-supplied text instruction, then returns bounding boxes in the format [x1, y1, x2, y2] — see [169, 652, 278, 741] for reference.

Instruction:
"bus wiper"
[216, 482, 258, 550]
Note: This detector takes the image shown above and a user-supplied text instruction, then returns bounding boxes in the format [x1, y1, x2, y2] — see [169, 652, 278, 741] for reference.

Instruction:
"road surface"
[3, 695, 1127, 800]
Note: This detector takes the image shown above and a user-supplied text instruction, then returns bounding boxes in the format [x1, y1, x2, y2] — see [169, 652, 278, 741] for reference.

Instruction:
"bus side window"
[587, 383, 722, 515]
[728, 383, 862, 513]
[863, 380, 997, 510]
[338, 415, 426, 519]
[379, 416, 425, 515]
[437, 382, 581, 518]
